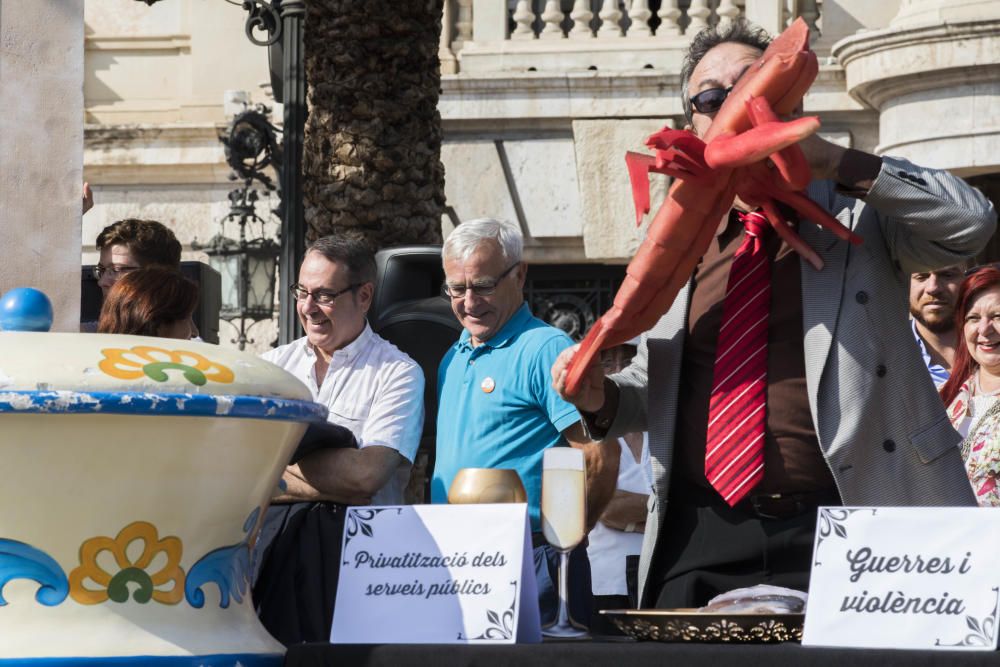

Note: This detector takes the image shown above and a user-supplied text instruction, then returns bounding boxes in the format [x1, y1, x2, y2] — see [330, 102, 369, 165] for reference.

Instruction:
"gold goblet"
[447, 468, 528, 504]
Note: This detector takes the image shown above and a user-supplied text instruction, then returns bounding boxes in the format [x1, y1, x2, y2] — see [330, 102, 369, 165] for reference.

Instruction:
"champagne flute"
[540, 447, 589, 639]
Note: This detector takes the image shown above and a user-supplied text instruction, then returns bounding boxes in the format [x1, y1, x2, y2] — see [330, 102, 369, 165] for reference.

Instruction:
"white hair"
[442, 218, 523, 264]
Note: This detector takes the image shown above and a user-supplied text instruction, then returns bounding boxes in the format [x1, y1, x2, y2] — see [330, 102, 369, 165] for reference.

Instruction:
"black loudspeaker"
[371, 245, 449, 326]
[371, 245, 463, 502]
[81, 261, 222, 344]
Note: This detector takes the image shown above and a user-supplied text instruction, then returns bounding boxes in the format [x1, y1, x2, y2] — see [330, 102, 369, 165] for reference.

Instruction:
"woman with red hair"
[940, 266, 1000, 506]
[97, 266, 198, 340]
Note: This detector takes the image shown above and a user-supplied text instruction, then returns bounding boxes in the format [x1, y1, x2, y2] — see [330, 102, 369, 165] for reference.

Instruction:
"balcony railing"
[441, 0, 823, 74]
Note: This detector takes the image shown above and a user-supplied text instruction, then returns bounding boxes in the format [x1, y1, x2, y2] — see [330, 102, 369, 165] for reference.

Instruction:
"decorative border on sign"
[458, 581, 517, 641]
[813, 508, 877, 566]
[342, 508, 404, 558]
[935, 587, 1000, 648]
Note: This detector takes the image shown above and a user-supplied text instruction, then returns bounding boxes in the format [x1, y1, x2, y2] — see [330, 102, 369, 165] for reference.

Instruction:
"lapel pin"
[481, 377, 495, 393]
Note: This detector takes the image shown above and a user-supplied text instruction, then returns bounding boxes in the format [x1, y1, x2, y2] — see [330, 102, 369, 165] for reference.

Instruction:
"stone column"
[891, 0, 996, 29]
[0, 0, 84, 331]
[832, 0, 1000, 174]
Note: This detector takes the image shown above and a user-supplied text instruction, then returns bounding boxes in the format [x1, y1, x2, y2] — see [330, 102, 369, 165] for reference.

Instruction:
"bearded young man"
[909, 265, 966, 387]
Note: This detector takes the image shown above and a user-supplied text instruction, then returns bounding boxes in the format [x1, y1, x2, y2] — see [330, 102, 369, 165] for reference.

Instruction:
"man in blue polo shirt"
[434, 217, 616, 628]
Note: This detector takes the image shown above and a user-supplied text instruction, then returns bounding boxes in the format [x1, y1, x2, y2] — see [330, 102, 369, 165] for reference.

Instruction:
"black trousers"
[253, 502, 346, 645]
[647, 480, 835, 609]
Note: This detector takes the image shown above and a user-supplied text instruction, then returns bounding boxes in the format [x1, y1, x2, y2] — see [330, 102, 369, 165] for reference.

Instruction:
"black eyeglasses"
[689, 85, 734, 115]
[290, 282, 362, 306]
[443, 262, 519, 299]
[93, 264, 141, 281]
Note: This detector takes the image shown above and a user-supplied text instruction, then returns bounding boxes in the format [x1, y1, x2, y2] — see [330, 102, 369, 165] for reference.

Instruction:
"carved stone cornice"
[83, 124, 232, 185]
[832, 19, 1000, 110]
[85, 34, 191, 53]
[440, 65, 859, 122]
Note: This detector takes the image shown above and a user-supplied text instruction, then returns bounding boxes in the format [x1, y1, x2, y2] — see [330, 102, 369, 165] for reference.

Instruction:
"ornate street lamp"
[196, 105, 282, 350]
[133, 0, 307, 345]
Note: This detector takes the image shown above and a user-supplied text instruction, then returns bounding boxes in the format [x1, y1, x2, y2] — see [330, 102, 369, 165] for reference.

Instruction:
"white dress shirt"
[262, 322, 425, 505]
[586, 433, 651, 597]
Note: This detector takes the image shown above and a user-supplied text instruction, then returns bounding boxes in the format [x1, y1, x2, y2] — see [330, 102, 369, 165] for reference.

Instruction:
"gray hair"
[442, 218, 523, 265]
[680, 19, 772, 126]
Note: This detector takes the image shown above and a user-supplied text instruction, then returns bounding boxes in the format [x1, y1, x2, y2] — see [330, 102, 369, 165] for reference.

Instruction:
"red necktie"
[704, 211, 770, 507]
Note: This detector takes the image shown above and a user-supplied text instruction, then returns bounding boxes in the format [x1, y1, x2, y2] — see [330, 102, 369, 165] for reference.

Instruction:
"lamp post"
[239, 0, 307, 346]
[195, 104, 282, 350]
[201, 188, 281, 350]
[133, 0, 306, 345]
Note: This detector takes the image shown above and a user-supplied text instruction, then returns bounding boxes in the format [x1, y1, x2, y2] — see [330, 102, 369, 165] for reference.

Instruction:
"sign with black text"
[803, 507, 1000, 650]
[330, 504, 541, 644]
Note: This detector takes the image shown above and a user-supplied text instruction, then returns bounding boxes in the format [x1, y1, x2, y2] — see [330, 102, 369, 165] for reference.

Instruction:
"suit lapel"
[639, 280, 690, 607]
[648, 280, 690, 498]
[799, 192, 853, 425]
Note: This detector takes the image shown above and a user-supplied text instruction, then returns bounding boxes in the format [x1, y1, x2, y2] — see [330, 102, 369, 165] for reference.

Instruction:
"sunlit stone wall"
[0, 0, 84, 331]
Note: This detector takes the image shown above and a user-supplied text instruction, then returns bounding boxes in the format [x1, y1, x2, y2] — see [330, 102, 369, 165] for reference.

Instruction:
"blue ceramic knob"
[0, 287, 54, 332]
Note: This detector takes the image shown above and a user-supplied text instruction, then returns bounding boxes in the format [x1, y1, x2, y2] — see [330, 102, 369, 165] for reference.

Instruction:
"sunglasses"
[689, 85, 734, 115]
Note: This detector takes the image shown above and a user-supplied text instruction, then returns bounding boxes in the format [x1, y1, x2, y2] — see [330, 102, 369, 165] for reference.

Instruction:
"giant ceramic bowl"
[0, 332, 327, 666]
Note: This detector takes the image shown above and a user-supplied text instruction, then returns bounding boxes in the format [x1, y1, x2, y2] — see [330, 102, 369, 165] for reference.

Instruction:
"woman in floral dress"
[941, 266, 1000, 506]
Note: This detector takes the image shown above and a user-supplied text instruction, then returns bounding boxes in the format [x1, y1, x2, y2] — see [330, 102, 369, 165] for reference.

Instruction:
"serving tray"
[600, 609, 804, 643]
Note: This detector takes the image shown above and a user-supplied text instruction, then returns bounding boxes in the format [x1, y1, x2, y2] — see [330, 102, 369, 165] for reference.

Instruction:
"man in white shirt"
[264, 236, 424, 505]
[253, 236, 424, 644]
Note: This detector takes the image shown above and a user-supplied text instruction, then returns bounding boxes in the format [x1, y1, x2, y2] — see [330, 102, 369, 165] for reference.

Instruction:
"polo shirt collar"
[304, 321, 373, 362]
[457, 302, 531, 352]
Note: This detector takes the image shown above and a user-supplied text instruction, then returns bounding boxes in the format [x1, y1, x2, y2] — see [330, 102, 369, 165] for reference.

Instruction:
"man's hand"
[774, 105, 847, 183]
[564, 422, 619, 532]
[274, 447, 403, 506]
[598, 489, 648, 532]
[796, 131, 847, 182]
[552, 344, 606, 413]
[82, 182, 94, 215]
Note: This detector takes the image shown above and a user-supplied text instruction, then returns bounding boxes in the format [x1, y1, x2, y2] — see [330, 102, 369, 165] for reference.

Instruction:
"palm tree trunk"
[303, 0, 446, 249]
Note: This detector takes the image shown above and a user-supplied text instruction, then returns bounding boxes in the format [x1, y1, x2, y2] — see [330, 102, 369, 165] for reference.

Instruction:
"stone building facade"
[3, 0, 84, 331]
[82, 1, 279, 349]
[83, 0, 1000, 349]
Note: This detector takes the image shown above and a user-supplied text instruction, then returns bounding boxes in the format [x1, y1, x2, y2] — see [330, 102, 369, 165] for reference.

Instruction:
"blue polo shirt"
[433, 303, 580, 530]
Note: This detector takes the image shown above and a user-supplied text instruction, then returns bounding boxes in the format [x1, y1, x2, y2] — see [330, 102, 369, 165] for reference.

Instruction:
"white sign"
[330, 503, 541, 644]
[803, 507, 1000, 650]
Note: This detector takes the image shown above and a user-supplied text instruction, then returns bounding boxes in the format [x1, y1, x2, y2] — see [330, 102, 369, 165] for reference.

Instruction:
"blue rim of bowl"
[0, 390, 328, 422]
[0, 653, 282, 666]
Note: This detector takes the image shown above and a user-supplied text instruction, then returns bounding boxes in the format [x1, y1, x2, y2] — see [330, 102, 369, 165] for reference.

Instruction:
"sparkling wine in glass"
[540, 447, 589, 638]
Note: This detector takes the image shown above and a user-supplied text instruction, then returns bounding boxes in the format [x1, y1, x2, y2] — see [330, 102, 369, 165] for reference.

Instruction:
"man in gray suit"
[553, 19, 996, 610]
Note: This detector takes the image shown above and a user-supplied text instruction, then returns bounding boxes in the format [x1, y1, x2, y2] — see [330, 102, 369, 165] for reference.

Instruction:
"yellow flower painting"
[69, 521, 185, 605]
[98, 346, 234, 386]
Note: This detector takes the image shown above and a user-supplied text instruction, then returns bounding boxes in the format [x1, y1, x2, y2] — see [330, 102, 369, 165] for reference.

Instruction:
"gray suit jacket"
[603, 156, 998, 606]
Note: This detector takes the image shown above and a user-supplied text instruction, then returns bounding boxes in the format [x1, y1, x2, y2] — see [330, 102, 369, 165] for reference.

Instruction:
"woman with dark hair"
[940, 266, 1000, 506]
[97, 266, 198, 340]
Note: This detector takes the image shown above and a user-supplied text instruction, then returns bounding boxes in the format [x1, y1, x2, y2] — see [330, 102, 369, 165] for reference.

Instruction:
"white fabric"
[587, 433, 651, 596]
[262, 323, 425, 505]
